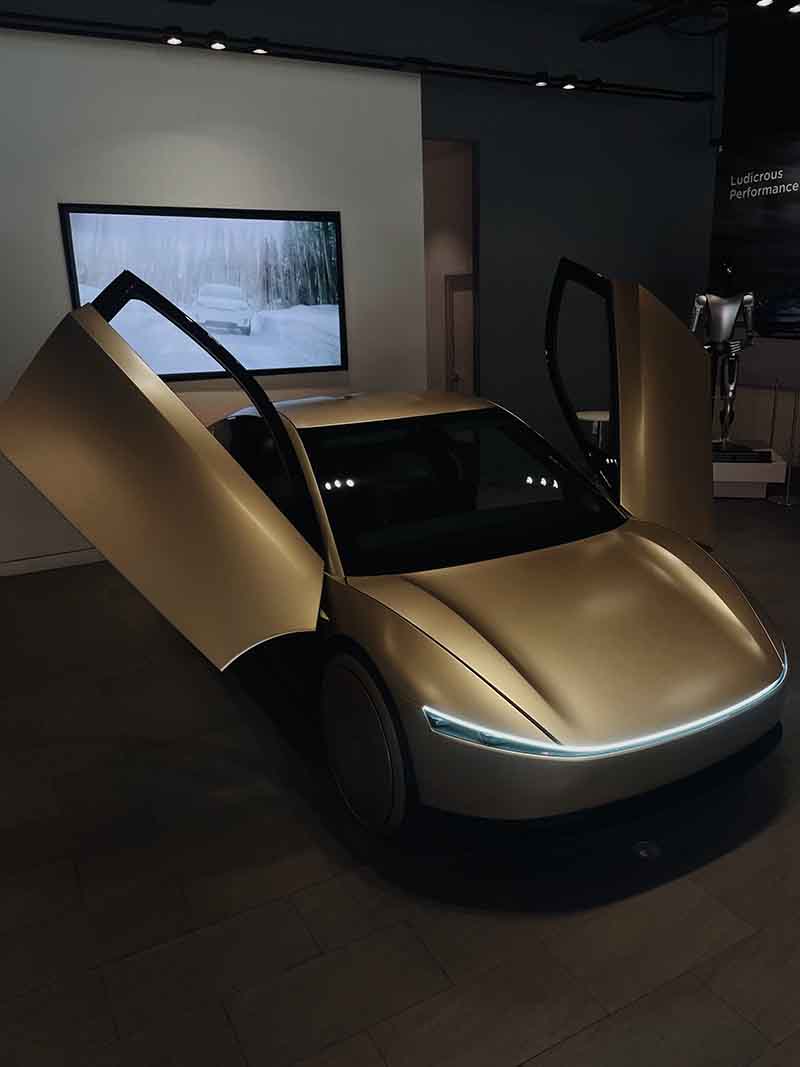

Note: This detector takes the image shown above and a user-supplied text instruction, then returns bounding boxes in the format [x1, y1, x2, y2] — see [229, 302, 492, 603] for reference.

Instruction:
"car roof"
[271, 391, 495, 430]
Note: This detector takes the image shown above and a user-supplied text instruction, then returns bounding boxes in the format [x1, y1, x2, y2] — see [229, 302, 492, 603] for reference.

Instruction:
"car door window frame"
[544, 257, 621, 497]
[92, 270, 322, 553]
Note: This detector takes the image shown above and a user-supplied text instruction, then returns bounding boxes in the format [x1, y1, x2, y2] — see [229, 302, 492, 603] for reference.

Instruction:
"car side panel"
[0, 307, 323, 669]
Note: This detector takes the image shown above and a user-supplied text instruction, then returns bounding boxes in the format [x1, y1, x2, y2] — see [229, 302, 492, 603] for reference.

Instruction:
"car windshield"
[199, 284, 244, 301]
[299, 408, 624, 575]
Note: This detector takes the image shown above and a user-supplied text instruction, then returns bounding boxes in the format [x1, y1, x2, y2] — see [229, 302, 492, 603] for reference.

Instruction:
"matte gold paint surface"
[0, 308, 323, 669]
[351, 520, 781, 748]
[275, 390, 492, 429]
[613, 282, 715, 547]
[326, 568, 784, 819]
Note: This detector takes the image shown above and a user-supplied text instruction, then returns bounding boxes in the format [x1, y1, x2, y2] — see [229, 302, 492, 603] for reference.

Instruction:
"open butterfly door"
[545, 258, 714, 548]
[0, 272, 323, 669]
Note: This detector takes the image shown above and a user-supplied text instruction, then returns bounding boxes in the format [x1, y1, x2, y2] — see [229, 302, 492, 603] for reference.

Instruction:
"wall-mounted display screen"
[59, 205, 347, 380]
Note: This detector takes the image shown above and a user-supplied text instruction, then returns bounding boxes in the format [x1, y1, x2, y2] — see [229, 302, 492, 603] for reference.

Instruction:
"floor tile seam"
[222, 918, 438, 1015]
[285, 1028, 390, 1067]
[281, 909, 423, 957]
[682, 870, 772, 938]
[90, 880, 331, 970]
[226, 921, 454, 1065]
[516, 971, 769, 1066]
[362, 925, 607, 1062]
[406, 917, 559, 987]
[221, 993, 253, 1067]
[0, 969, 123, 1056]
[0, 896, 83, 941]
[678, 960, 793, 1049]
[684, 867, 772, 932]
[97, 965, 122, 1043]
[681, 873, 760, 937]
[699, 977, 800, 1049]
[284, 893, 325, 955]
[365, 969, 608, 1067]
[0, 896, 327, 1010]
[193, 854, 353, 919]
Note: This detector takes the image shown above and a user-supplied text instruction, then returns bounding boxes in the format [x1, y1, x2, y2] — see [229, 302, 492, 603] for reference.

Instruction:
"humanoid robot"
[689, 288, 755, 449]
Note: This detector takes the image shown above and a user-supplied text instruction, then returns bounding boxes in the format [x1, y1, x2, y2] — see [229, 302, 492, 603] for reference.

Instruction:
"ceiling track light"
[562, 76, 577, 91]
[755, 0, 773, 7]
[789, 3, 800, 12]
[0, 13, 713, 103]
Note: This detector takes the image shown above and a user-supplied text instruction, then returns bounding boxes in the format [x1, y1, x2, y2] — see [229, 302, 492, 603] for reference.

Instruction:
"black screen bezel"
[58, 202, 349, 382]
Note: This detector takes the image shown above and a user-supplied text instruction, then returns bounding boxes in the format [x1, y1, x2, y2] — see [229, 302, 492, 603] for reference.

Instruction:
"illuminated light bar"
[423, 649, 787, 761]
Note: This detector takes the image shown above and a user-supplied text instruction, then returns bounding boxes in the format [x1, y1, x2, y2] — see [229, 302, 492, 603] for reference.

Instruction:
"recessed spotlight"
[755, 0, 773, 7]
[209, 33, 227, 50]
[562, 76, 577, 91]
[534, 72, 548, 87]
[253, 47, 269, 54]
[165, 27, 183, 45]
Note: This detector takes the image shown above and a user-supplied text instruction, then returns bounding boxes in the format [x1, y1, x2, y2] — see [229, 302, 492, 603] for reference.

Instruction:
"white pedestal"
[713, 450, 786, 499]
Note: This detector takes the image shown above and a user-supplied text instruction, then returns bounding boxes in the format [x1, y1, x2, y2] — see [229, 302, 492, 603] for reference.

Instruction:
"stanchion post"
[769, 379, 779, 450]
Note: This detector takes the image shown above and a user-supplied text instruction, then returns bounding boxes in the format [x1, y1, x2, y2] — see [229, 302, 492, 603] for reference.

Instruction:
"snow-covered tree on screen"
[72, 213, 340, 313]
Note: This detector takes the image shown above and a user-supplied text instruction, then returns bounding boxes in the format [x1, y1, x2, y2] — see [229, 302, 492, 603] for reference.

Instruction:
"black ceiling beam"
[581, 1, 709, 42]
[0, 10, 711, 103]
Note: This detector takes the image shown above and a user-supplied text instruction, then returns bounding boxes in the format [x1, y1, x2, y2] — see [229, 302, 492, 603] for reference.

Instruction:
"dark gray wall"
[7, 0, 721, 450]
[424, 73, 718, 450]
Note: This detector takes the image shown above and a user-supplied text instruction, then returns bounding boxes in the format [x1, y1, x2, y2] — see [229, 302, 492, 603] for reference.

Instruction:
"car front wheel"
[321, 651, 412, 833]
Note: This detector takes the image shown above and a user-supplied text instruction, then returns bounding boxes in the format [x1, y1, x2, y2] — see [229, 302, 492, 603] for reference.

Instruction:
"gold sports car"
[0, 265, 787, 831]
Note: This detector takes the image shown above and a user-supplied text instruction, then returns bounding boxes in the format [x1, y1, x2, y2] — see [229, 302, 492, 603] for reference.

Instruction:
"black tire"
[321, 651, 412, 833]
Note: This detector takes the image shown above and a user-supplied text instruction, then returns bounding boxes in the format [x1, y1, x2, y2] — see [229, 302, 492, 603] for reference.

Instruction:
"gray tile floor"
[1, 499, 800, 1066]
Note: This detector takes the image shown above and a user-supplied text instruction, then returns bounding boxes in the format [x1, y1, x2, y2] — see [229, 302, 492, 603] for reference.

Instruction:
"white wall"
[0, 30, 425, 572]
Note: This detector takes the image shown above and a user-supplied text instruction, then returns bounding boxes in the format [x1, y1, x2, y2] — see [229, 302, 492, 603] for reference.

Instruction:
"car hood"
[349, 520, 783, 747]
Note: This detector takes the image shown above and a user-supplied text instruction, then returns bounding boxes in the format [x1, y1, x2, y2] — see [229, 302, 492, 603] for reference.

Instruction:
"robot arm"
[690, 292, 708, 335]
[742, 292, 755, 346]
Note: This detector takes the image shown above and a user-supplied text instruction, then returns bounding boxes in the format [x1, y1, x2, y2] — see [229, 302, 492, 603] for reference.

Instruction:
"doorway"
[423, 139, 478, 394]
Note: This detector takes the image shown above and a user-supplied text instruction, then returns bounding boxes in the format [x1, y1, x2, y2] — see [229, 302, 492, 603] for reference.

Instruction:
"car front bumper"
[406, 678, 786, 820]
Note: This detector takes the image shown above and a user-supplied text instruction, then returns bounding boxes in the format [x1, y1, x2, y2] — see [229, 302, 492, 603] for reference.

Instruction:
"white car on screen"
[193, 283, 253, 336]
